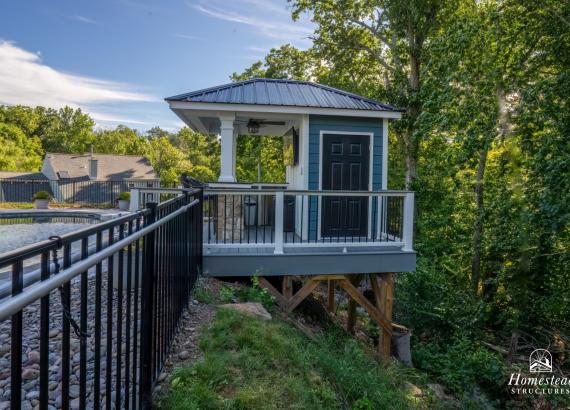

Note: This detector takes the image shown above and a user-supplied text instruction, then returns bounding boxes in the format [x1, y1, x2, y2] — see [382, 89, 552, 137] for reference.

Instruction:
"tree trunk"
[404, 47, 421, 190]
[507, 330, 520, 364]
[405, 151, 417, 190]
[471, 146, 489, 292]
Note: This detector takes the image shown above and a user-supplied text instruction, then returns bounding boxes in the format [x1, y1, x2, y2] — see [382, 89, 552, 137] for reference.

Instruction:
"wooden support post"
[377, 273, 394, 362]
[345, 276, 360, 334]
[282, 276, 293, 300]
[339, 278, 392, 335]
[327, 280, 335, 313]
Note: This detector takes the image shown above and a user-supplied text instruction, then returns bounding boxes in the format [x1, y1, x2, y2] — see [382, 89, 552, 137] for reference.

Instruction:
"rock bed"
[154, 279, 217, 395]
[0, 272, 142, 410]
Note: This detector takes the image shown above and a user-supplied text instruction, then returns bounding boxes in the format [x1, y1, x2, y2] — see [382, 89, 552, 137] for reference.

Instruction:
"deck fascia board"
[203, 250, 416, 277]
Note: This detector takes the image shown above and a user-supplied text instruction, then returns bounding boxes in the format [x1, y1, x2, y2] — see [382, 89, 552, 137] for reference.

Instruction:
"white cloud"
[72, 15, 98, 24]
[89, 111, 152, 125]
[189, 1, 313, 46]
[173, 33, 200, 40]
[0, 41, 156, 109]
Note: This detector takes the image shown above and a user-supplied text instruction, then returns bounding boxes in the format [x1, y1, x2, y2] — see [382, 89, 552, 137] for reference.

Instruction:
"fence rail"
[0, 178, 170, 205]
[203, 188, 415, 253]
[0, 188, 203, 409]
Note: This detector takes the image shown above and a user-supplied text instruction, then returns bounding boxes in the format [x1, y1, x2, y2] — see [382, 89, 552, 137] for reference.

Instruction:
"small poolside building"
[166, 79, 416, 359]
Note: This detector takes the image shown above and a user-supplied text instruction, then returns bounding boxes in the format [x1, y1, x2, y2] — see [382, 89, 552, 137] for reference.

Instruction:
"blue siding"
[307, 115, 384, 240]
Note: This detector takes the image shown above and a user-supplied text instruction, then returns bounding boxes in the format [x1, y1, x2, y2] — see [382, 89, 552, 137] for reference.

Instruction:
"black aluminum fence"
[0, 189, 203, 409]
[0, 179, 173, 205]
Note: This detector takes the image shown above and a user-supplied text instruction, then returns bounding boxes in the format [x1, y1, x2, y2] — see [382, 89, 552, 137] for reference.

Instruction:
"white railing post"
[274, 191, 284, 254]
[402, 192, 415, 251]
[129, 188, 140, 212]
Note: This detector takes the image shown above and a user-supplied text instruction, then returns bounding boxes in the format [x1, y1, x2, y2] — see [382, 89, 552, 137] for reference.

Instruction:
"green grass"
[160, 308, 436, 410]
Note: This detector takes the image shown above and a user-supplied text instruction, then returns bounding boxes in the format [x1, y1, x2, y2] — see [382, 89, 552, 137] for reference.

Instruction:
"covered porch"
[164, 78, 414, 277]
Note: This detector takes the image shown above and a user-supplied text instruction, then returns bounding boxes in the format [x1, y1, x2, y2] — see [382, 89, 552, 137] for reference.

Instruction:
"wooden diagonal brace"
[257, 277, 288, 306]
[338, 279, 393, 336]
[286, 279, 321, 312]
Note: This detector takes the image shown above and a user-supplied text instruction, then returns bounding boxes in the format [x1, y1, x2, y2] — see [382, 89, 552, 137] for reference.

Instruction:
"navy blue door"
[321, 134, 369, 238]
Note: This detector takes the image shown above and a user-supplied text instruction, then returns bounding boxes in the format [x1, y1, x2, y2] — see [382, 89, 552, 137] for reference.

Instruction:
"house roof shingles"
[45, 153, 158, 181]
[0, 171, 47, 180]
[165, 78, 400, 112]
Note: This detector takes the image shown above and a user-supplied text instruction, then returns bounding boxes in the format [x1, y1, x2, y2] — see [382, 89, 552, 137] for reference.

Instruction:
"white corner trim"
[301, 114, 310, 189]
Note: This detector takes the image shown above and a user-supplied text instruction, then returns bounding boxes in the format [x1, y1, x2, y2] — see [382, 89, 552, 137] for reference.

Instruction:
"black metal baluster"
[39, 252, 50, 410]
[11, 260, 23, 410]
[79, 237, 88, 409]
[131, 217, 141, 410]
[115, 224, 125, 410]
[231, 194, 235, 244]
[240, 195, 243, 244]
[255, 196, 259, 244]
[61, 243, 71, 410]
[124, 220, 133, 409]
[94, 231, 102, 410]
[105, 227, 114, 410]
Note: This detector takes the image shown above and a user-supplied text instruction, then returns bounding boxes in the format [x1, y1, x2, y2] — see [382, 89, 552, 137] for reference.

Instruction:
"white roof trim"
[168, 101, 402, 119]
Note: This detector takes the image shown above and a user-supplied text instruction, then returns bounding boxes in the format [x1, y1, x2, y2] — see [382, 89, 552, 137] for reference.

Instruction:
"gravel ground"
[0, 270, 141, 410]
[154, 278, 218, 396]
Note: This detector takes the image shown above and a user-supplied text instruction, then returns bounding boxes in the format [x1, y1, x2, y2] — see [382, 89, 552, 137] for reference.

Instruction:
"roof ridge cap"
[47, 152, 148, 159]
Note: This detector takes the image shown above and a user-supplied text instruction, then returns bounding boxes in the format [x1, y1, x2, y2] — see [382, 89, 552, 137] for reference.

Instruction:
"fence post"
[274, 191, 284, 254]
[197, 188, 203, 269]
[402, 192, 415, 251]
[140, 202, 157, 408]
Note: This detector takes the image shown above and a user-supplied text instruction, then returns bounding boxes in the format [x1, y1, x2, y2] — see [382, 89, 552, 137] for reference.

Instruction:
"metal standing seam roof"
[165, 78, 400, 112]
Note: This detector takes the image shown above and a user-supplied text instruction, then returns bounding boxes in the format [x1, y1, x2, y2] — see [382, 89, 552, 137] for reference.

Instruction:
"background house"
[41, 153, 158, 182]
[0, 153, 159, 204]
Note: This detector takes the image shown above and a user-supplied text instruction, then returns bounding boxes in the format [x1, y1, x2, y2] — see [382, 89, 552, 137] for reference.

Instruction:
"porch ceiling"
[173, 109, 300, 136]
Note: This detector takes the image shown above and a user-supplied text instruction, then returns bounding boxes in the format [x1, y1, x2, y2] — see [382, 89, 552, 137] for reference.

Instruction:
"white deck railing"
[202, 188, 414, 254]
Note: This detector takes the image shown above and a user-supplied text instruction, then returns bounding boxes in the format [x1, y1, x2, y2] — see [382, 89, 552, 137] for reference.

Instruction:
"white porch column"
[218, 114, 236, 182]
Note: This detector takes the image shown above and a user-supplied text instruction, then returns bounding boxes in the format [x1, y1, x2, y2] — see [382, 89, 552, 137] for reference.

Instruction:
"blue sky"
[0, 0, 313, 131]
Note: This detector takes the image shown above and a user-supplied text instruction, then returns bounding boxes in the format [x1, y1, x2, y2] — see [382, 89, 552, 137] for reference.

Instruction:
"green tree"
[231, 45, 317, 81]
[0, 123, 43, 171]
[37, 107, 95, 153]
[145, 136, 189, 185]
[290, 0, 449, 188]
[93, 125, 148, 155]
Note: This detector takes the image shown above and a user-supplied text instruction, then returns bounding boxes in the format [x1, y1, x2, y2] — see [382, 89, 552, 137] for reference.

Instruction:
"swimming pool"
[0, 213, 100, 254]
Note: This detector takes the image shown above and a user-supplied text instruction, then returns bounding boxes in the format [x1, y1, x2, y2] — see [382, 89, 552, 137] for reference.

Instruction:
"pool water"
[0, 216, 99, 255]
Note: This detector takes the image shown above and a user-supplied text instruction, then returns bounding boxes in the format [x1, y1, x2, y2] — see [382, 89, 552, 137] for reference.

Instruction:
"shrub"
[118, 191, 131, 201]
[413, 335, 504, 401]
[32, 191, 51, 201]
[218, 285, 236, 304]
[235, 276, 275, 310]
